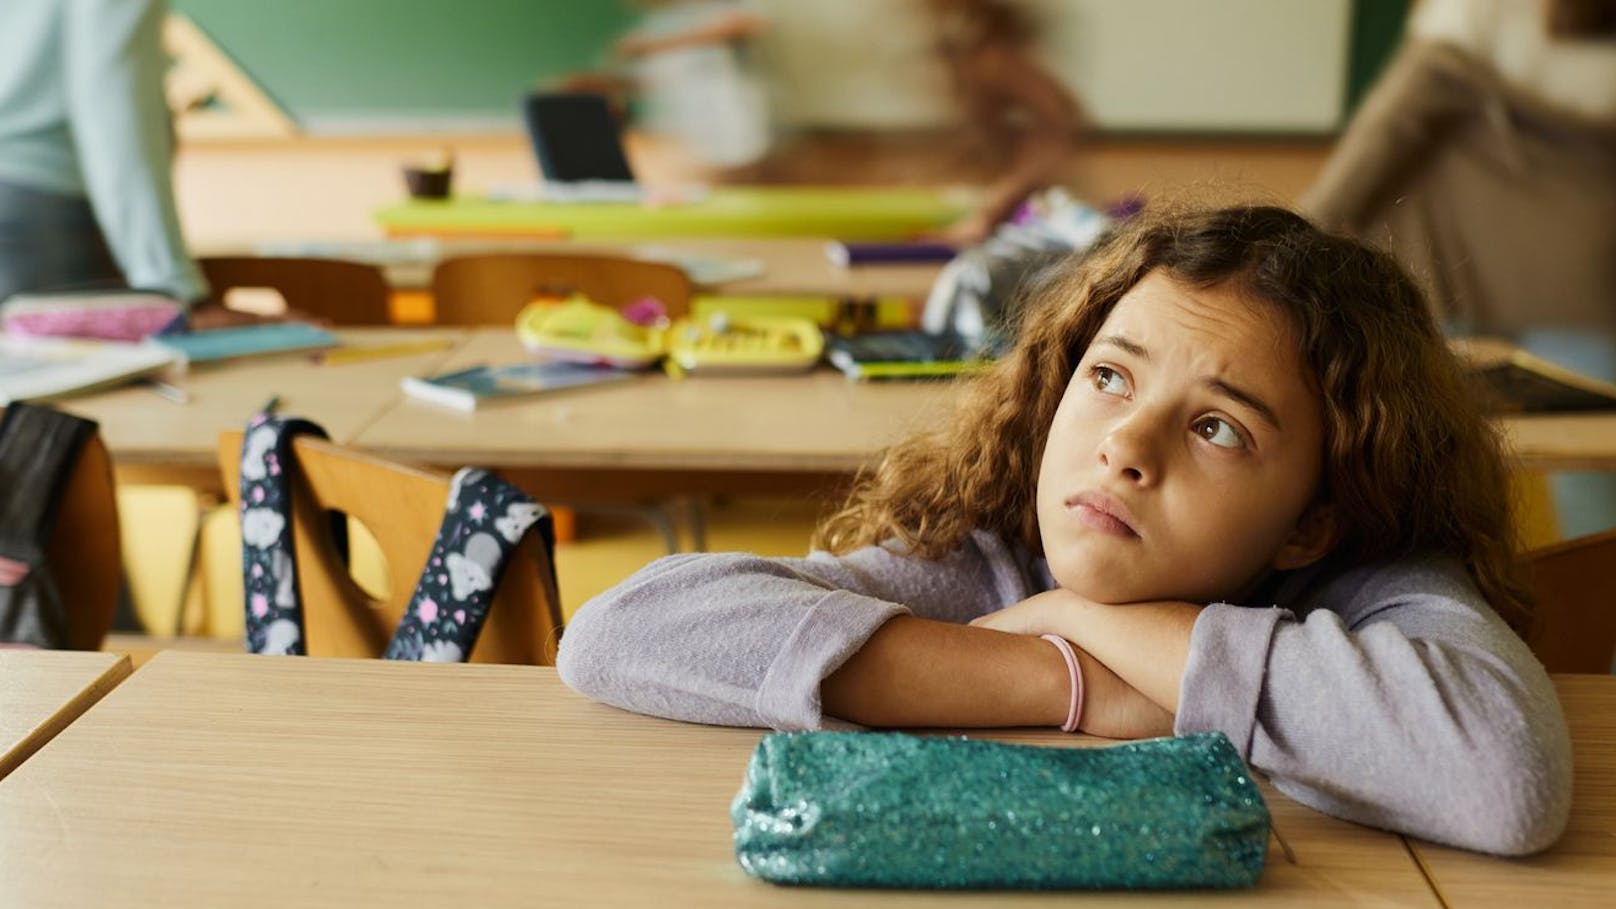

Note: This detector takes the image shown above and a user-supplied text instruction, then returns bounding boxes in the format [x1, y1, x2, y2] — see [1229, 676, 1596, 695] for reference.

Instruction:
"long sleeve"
[1299, 41, 1481, 233]
[558, 532, 1044, 729]
[1175, 554, 1572, 856]
[62, 0, 205, 303]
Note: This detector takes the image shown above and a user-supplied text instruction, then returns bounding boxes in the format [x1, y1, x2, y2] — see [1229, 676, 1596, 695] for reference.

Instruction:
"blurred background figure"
[925, 0, 1086, 244]
[1301, 0, 1616, 536]
[614, 0, 773, 183]
[0, 0, 213, 318]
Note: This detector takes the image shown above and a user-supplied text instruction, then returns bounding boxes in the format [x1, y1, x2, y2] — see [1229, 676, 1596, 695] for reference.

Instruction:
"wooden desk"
[1408, 675, 1615, 908]
[0, 650, 130, 779]
[1498, 414, 1616, 473]
[375, 187, 974, 242]
[59, 328, 466, 486]
[63, 328, 1616, 497]
[354, 329, 959, 499]
[0, 652, 1437, 907]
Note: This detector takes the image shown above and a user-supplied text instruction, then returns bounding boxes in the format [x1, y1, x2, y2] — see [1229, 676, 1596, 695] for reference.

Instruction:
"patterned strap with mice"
[238, 414, 328, 656]
[382, 468, 552, 662]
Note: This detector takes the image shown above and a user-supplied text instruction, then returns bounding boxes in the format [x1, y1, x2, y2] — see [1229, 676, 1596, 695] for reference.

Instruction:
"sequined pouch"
[732, 730, 1268, 890]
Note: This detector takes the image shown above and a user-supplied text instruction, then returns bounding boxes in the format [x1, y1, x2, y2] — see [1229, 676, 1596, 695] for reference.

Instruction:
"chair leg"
[647, 504, 681, 554]
[684, 497, 708, 552]
[564, 503, 683, 555]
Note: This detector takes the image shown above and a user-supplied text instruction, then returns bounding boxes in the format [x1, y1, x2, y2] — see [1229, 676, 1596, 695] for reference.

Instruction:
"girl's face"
[1036, 270, 1336, 604]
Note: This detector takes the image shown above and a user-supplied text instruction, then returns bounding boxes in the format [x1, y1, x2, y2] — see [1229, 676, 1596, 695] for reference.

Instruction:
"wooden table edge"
[0, 653, 133, 780]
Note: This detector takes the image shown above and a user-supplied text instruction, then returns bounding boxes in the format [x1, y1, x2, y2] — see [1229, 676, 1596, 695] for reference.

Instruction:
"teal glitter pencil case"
[731, 731, 1269, 890]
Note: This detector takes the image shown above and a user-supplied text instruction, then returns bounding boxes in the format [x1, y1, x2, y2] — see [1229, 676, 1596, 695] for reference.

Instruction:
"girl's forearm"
[820, 614, 1173, 738]
[1060, 600, 1202, 713]
[822, 615, 1069, 727]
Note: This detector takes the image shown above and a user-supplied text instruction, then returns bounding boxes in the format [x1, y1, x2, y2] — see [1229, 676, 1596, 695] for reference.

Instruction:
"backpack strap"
[238, 414, 329, 655]
[383, 468, 552, 662]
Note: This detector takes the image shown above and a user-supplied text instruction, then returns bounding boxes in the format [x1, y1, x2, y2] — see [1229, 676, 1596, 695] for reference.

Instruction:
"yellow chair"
[1523, 528, 1616, 674]
[430, 252, 693, 325]
[218, 431, 562, 665]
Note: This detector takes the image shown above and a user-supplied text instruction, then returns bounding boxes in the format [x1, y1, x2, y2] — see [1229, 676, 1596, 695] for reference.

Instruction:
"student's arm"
[617, 10, 766, 59]
[983, 557, 1573, 857]
[1299, 41, 1478, 232]
[62, 0, 207, 305]
[969, 588, 1199, 712]
[558, 532, 1169, 735]
[822, 615, 1175, 737]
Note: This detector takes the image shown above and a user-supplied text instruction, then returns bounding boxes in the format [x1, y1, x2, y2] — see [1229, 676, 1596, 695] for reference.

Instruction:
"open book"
[0, 336, 179, 403]
[1455, 338, 1616, 413]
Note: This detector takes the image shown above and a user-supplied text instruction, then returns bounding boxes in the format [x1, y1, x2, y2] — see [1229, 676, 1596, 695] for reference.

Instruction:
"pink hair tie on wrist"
[1041, 633, 1085, 733]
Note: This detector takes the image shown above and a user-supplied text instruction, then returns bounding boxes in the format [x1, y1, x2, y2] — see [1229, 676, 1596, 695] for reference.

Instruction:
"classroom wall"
[174, 0, 1371, 136]
[761, 0, 1353, 133]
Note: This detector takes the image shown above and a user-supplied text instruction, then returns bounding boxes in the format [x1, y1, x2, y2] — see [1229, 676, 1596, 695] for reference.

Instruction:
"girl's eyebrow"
[1095, 334, 1282, 431]
[1095, 334, 1149, 359]
[1206, 379, 1282, 432]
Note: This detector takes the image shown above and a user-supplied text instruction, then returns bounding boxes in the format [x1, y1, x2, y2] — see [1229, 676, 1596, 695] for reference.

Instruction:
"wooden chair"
[1522, 528, 1616, 674]
[0, 408, 120, 651]
[199, 256, 392, 326]
[217, 432, 562, 665]
[430, 253, 693, 325]
[431, 252, 701, 551]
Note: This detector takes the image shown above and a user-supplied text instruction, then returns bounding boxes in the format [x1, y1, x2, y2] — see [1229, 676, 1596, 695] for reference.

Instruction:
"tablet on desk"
[522, 92, 644, 203]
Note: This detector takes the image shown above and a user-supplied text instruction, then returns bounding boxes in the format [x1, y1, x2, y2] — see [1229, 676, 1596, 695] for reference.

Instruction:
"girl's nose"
[1096, 412, 1162, 486]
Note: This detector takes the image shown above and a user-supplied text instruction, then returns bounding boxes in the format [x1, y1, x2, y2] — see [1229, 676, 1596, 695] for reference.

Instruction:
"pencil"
[320, 339, 456, 365]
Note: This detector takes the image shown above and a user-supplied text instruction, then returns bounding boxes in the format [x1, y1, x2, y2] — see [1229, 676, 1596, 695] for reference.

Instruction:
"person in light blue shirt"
[0, 0, 209, 313]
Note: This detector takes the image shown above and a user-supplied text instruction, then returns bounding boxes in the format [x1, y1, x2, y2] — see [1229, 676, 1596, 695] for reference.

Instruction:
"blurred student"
[614, 0, 772, 181]
[1302, 0, 1616, 536]
[0, 0, 261, 330]
[926, 0, 1085, 244]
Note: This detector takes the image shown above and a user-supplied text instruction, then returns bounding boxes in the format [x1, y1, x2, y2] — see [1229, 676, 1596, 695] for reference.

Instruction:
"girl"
[558, 204, 1572, 857]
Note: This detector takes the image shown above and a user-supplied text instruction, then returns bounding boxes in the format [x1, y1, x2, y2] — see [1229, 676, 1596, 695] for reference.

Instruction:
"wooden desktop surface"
[0, 650, 130, 779]
[0, 651, 1441, 908]
[58, 328, 466, 480]
[57, 328, 1616, 493]
[1407, 674, 1614, 908]
[359, 330, 957, 473]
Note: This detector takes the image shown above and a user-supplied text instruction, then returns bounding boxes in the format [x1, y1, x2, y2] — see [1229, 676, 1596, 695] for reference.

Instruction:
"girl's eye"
[1090, 365, 1130, 396]
[1194, 417, 1246, 450]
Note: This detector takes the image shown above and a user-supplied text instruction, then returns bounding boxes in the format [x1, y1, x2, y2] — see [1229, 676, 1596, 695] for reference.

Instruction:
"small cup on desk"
[402, 152, 454, 200]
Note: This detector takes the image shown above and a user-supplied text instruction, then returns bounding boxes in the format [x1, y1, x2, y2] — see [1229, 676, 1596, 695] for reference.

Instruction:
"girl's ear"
[1271, 503, 1340, 571]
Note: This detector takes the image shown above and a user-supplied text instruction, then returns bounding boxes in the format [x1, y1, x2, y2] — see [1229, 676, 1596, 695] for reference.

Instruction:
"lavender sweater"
[558, 531, 1572, 855]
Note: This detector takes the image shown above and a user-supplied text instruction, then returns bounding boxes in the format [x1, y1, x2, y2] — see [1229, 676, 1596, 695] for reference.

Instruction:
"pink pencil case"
[0, 292, 183, 342]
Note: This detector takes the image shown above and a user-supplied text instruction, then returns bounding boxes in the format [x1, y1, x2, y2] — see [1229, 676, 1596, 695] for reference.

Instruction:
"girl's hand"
[968, 587, 1091, 638]
[971, 589, 1179, 739]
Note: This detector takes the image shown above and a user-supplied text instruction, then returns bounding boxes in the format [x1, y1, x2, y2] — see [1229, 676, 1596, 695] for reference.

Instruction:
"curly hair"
[815, 204, 1531, 631]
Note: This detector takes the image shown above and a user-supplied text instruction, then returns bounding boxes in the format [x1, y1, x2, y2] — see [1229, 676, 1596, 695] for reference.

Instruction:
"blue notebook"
[156, 323, 339, 364]
[401, 361, 633, 411]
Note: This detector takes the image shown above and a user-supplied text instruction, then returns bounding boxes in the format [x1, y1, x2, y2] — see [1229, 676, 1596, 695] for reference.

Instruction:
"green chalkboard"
[1345, 0, 1413, 115]
[171, 0, 636, 130]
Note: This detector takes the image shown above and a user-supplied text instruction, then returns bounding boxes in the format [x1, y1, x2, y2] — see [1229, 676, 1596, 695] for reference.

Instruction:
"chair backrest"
[0, 408, 119, 651]
[199, 256, 392, 326]
[217, 432, 561, 665]
[431, 253, 693, 326]
[1523, 528, 1616, 673]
